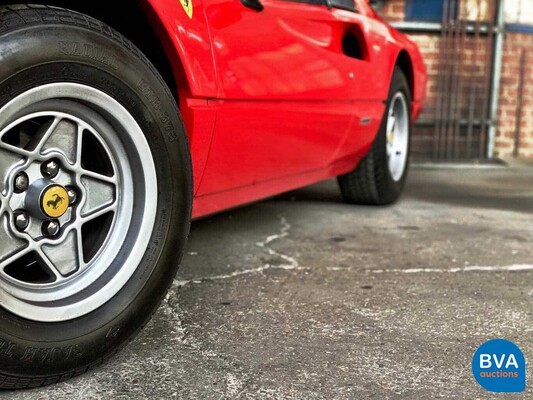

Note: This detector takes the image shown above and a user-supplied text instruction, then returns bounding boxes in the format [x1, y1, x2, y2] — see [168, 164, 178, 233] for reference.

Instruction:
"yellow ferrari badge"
[180, 0, 193, 19]
[42, 185, 69, 218]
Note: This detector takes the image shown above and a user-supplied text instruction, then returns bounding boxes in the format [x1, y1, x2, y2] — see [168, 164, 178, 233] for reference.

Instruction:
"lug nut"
[14, 173, 29, 193]
[42, 220, 60, 238]
[41, 159, 60, 179]
[67, 187, 78, 205]
[14, 211, 29, 231]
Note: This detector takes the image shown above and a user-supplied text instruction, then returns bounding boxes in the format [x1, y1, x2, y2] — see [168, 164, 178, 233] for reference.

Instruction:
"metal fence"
[396, 0, 501, 160]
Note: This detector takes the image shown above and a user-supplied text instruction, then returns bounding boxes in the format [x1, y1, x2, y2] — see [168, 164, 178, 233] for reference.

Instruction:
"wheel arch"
[395, 49, 415, 98]
[0, 1, 199, 106]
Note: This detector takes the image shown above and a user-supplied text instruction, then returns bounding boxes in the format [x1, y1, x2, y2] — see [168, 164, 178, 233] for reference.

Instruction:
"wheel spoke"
[80, 176, 117, 218]
[386, 115, 396, 136]
[80, 169, 118, 185]
[81, 201, 117, 223]
[0, 214, 29, 266]
[41, 230, 82, 277]
[34, 247, 65, 282]
[0, 149, 26, 195]
[0, 117, 59, 157]
[387, 137, 394, 152]
[0, 148, 26, 175]
[41, 118, 80, 164]
[75, 125, 84, 166]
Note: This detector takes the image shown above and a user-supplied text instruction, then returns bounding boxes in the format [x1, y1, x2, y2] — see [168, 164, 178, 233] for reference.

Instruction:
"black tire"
[338, 67, 412, 205]
[0, 5, 192, 389]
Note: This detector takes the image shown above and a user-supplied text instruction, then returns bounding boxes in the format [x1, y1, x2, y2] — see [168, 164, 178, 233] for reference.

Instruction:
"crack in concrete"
[161, 292, 252, 396]
[173, 217, 306, 288]
[370, 264, 533, 274]
[159, 217, 303, 396]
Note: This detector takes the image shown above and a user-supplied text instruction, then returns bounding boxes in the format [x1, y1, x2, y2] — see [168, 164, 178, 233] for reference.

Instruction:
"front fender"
[388, 27, 428, 115]
[142, 0, 218, 98]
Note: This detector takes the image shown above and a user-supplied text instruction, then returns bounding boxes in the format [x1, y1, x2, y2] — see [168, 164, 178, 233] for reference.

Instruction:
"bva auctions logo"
[472, 339, 525, 393]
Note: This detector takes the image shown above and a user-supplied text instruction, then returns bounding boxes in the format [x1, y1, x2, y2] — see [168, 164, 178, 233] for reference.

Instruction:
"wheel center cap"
[41, 185, 70, 218]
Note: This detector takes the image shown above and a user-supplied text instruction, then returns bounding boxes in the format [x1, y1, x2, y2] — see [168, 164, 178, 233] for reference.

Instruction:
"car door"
[198, 0, 379, 195]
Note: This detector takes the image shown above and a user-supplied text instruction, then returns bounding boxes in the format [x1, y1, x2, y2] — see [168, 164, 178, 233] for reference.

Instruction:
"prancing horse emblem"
[42, 185, 69, 218]
[47, 194, 65, 210]
[180, 0, 193, 19]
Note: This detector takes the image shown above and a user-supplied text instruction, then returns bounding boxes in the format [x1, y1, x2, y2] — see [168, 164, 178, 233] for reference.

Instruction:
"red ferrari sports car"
[0, 0, 425, 388]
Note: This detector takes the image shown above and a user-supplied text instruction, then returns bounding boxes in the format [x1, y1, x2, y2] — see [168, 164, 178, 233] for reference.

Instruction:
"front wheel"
[0, 6, 192, 389]
[338, 67, 411, 205]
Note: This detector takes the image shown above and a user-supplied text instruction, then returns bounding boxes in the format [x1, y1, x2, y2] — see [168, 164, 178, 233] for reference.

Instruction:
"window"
[405, 0, 458, 23]
[505, 0, 533, 31]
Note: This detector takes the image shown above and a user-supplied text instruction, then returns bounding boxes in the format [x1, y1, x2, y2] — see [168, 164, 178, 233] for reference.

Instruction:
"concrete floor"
[3, 165, 533, 399]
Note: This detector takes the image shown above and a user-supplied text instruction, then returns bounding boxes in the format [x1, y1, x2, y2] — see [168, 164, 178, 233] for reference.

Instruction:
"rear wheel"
[338, 67, 411, 205]
[0, 5, 192, 389]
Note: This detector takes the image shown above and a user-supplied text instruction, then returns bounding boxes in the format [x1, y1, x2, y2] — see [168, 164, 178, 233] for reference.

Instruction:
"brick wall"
[407, 32, 492, 158]
[380, 0, 405, 21]
[403, 33, 441, 157]
[378, 0, 533, 159]
[495, 32, 533, 158]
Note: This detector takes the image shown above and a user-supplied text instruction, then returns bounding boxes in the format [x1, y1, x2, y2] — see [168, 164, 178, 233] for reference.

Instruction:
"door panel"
[199, 0, 386, 195]
[204, 0, 378, 100]
[197, 100, 361, 195]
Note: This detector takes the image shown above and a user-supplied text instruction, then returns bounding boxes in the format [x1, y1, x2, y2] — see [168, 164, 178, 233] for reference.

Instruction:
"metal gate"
[398, 0, 500, 160]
